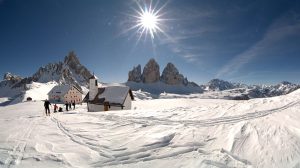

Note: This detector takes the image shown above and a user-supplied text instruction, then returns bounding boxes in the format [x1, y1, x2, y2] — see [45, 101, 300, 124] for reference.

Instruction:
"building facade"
[48, 85, 83, 104]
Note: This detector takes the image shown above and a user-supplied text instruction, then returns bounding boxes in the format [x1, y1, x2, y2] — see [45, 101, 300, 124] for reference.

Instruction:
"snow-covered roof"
[48, 85, 82, 96]
[84, 86, 134, 105]
[97, 86, 133, 105]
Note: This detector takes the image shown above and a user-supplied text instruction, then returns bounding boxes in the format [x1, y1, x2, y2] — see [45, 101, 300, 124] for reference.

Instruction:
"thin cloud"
[216, 12, 300, 78]
[159, 6, 220, 63]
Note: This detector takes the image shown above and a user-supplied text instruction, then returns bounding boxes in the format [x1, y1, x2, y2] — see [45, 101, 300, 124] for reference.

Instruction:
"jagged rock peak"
[142, 58, 160, 83]
[64, 51, 80, 65]
[3, 72, 22, 81]
[280, 81, 292, 85]
[30, 51, 92, 88]
[128, 64, 142, 82]
[161, 63, 185, 85]
[207, 79, 236, 91]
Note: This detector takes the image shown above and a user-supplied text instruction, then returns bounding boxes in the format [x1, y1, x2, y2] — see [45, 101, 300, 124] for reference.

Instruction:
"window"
[95, 80, 98, 86]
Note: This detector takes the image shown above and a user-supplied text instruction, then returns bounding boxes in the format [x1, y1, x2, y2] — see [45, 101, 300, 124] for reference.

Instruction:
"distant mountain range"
[200, 79, 300, 99]
[1, 54, 299, 103]
[126, 59, 300, 99]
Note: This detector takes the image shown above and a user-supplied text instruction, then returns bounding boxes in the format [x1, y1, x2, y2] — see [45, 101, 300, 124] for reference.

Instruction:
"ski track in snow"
[51, 115, 206, 167]
[46, 100, 300, 167]
[4, 118, 36, 168]
[1, 89, 300, 168]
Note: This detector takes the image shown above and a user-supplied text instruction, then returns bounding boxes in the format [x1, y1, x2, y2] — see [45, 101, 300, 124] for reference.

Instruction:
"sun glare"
[125, 0, 167, 40]
[139, 10, 159, 34]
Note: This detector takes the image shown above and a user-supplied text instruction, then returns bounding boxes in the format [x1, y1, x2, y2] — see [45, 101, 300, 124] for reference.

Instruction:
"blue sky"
[0, 0, 300, 84]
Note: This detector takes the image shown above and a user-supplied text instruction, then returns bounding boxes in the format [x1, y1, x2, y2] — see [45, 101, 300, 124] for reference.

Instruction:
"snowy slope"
[1, 81, 88, 106]
[8, 82, 58, 105]
[0, 89, 300, 167]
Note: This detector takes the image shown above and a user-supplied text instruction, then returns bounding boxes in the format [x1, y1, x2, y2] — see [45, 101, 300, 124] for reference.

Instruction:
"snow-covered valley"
[1, 88, 300, 168]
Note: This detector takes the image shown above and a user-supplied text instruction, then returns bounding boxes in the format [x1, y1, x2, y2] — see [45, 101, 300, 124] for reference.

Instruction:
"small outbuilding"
[84, 76, 134, 112]
[48, 85, 83, 104]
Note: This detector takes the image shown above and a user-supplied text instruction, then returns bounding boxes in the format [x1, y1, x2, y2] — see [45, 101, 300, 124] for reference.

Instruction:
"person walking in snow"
[72, 101, 75, 110]
[65, 102, 69, 111]
[54, 104, 58, 112]
[69, 102, 72, 110]
[44, 99, 51, 116]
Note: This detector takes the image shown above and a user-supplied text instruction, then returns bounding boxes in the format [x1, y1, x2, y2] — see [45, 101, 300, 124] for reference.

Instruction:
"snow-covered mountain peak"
[0, 51, 93, 103]
[3, 72, 22, 81]
[32, 51, 92, 87]
[206, 78, 242, 91]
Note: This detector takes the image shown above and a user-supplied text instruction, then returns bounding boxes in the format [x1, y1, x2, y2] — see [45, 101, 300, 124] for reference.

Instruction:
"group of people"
[65, 101, 76, 111]
[44, 99, 77, 116]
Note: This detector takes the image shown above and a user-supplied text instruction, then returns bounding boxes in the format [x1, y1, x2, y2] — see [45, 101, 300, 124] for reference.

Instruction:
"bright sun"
[139, 11, 159, 33]
[129, 0, 166, 40]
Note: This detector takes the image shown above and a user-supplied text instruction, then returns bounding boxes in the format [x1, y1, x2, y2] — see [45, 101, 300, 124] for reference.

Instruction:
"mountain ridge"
[0, 51, 92, 99]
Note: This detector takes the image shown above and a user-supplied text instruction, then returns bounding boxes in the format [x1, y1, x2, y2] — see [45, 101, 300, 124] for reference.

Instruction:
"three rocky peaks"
[128, 58, 190, 86]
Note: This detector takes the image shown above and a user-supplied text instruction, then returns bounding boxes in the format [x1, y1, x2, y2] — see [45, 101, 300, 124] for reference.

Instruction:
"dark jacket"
[44, 100, 51, 108]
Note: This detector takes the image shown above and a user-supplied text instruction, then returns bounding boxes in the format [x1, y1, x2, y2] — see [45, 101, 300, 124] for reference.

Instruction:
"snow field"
[0, 89, 300, 167]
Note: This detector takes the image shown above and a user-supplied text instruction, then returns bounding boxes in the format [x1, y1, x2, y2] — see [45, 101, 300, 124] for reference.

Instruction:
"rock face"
[1, 51, 93, 93]
[1, 72, 23, 88]
[161, 63, 185, 85]
[3, 72, 22, 81]
[142, 59, 160, 83]
[32, 51, 92, 88]
[64, 51, 92, 83]
[206, 79, 237, 91]
[127, 58, 197, 87]
[128, 65, 142, 82]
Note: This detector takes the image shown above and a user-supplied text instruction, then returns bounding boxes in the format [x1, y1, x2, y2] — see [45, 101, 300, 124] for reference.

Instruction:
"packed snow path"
[1, 90, 300, 167]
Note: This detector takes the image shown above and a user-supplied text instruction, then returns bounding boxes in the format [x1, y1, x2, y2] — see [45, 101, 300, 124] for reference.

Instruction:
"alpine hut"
[84, 75, 134, 112]
[48, 85, 83, 104]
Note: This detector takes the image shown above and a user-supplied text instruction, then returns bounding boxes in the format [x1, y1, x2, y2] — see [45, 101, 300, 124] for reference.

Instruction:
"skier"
[72, 101, 76, 110]
[53, 104, 58, 112]
[44, 99, 51, 116]
[65, 102, 69, 111]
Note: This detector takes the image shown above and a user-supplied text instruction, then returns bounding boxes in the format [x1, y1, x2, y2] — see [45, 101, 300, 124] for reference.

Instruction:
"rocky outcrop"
[1, 72, 23, 88]
[127, 58, 197, 87]
[3, 72, 22, 81]
[32, 51, 92, 88]
[1, 51, 92, 92]
[128, 65, 142, 82]
[64, 51, 92, 83]
[206, 79, 237, 91]
[161, 63, 185, 85]
[142, 59, 160, 83]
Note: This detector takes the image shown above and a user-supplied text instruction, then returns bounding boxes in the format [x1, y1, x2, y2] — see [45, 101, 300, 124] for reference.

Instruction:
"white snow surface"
[1, 89, 300, 167]
[8, 82, 58, 105]
[0, 82, 88, 106]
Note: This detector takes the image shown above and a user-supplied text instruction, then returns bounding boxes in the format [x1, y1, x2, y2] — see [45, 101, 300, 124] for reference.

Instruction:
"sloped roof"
[89, 75, 96, 79]
[98, 86, 131, 104]
[86, 86, 134, 106]
[48, 85, 83, 96]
